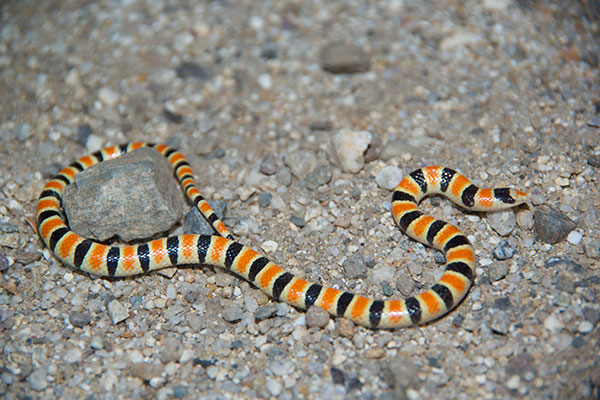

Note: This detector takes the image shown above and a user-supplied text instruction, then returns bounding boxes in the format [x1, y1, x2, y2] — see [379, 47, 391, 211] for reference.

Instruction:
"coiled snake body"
[36, 143, 529, 328]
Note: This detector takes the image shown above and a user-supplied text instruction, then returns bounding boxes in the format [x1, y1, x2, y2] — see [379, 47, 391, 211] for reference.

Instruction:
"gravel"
[1, 1, 598, 399]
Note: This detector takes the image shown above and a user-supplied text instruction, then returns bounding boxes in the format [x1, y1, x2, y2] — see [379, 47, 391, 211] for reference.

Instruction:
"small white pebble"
[578, 320, 594, 334]
[98, 87, 120, 106]
[261, 240, 278, 253]
[257, 73, 272, 89]
[506, 375, 521, 390]
[567, 231, 583, 245]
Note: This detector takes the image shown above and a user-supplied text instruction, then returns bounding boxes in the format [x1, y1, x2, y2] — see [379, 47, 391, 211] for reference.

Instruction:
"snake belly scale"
[36, 142, 529, 328]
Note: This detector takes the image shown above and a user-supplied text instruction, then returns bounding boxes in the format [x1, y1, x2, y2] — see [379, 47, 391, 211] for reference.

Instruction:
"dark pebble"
[261, 41, 278, 59]
[428, 357, 442, 368]
[382, 283, 394, 297]
[230, 340, 243, 349]
[453, 314, 464, 327]
[193, 358, 214, 368]
[309, 120, 333, 131]
[347, 377, 362, 391]
[583, 307, 600, 325]
[173, 386, 187, 399]
[258, 193, 272, 208]
[164, 108, 184, 124]
[572, 336, 584, 348]
[290, 216, 306, 227]
[255, 304, 278, 321]
[330, 367, 346, 385]
[0, 255, 9, 272]
[320, 42, 370, 74]
[76, 124, 93, 146]
[492, 297, 512, 310]
[588, 117, 600, 129]
[587, 155, 600, 168]
[204, 148, 226, 159]
[305, 164, 332, 191]
[534, 205, 576, 244]
[176, 61, 214, 80]
[470, 127, 485, 135]
[259, 154, 277, 175]
[69, 311, 91, 328]
[493, 240, 516, 260]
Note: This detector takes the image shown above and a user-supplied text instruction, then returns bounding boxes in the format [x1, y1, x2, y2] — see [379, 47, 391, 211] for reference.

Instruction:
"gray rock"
[107, 299, 129, 324]
[305, 164, 333, 190]
[159, 337, 183, 363]
[342, 253, 367, 279]
[258, 193, 272, 208]
[131, 362, 163, 381]
[534, 205, 577, 244]
[487, 210, 517, 236]
[487, 263, 510, 282]
[493, 240, 516, 260]
[290, 216, 306, 228]
[259, 154, 277, 175]
[62, 147, 185, 242]
[13, 123, 31, 142]
[282, 150, 317, 180]
[320, 42, 370, 74]
[276, 167, 292, 186]
[69, 311, 91, 328]
[306, 305, 330, 328]
[490, 311, 510, 335]
[376, 166, 404, 190]
[222, 305, 244, 323]
[255, 304, 278, 321]
[28, 368, 48, 391]
[175, 61, 214, 80]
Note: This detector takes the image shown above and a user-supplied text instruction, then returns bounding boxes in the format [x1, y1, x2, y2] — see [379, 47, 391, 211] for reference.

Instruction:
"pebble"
[493, 240, 515, 260]
[305, 164, 333, 190]
[266, 377, 282, 396]
[13, 123, 31, 142]
[342, 253, 367, 279]
[516, 209, 535, 230]
[306, 306, 330, 328]
[255, 304, 278, 321]
[487, 263, 510, 282]
[76, 124, 93, 146]
[175, 61, 214, 80]
[98, 87, 119, 106]
[490, 311, 510, 335]
[131, 363, 163, 381]
[487, 210, 517, 236]
[0, 255, 9, 272]
[332, 129, 372, 173]
[69, 311, 91, 327]
[259, 154, 277, 175]
[566, 231, 583, 245]
[107, 299, 129, 324]
[222, 306, 244, 323]
[375, 166, 404, 190]
[290, 215, 306, 228]
[544, 313, 563, 331]
[261, 239, 278, 253]
[258, 192, 272, 208]
[282, 150, 317, 180]
[64, 348, 82, 363]
[534, 206, 577, 244]
[578, 320, 594, 334]
[320, 42, 370, 74]
[28, 368, 48, 391]
[276, 167, 292, 186]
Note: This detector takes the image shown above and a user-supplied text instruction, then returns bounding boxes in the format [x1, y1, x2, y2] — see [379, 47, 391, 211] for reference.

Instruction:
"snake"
[36, 142, 529, 328]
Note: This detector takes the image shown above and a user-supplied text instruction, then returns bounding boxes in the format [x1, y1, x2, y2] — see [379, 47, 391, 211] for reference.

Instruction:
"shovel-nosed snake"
[36, 142, 529, 328]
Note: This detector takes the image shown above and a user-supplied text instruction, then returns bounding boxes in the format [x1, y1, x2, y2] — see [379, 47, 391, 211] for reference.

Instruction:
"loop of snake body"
[36, 142, 529, 328]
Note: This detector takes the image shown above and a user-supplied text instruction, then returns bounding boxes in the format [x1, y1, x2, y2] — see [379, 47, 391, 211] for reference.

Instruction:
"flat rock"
[320, 42, 370, 74]
[62, 147, 185, 242]
[534, 205, 577, 244]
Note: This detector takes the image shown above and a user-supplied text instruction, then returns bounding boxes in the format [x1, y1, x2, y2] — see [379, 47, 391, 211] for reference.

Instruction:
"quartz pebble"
[375, 166, 404, 190]
[332, 129, 372, 173]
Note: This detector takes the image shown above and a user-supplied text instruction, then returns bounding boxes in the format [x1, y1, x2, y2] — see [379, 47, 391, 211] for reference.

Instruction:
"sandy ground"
[1, 1, 599, 399]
